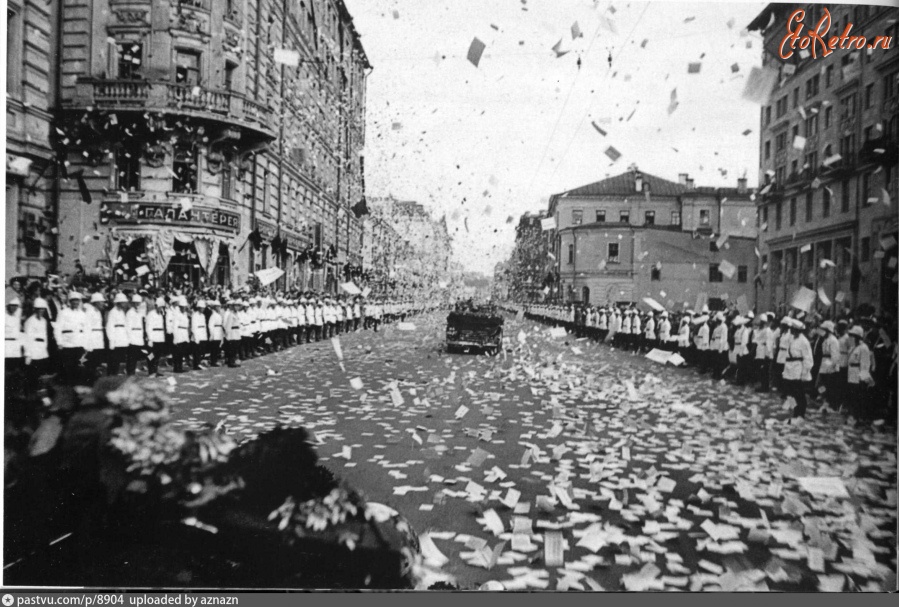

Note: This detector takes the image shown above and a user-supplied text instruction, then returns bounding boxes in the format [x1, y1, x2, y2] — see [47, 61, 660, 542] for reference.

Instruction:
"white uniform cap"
[210, 300, 221, 307]
[114, 293, 129, 304]
[177, 296, 188, 306]
[196, 300, 206, 309]
[69, 291, 83, 300]
[7, 297, 21, 306]
[131, 294, 142, 303]
[155, 297, 166, 307]
[90, 293, 105, 304]
[33, 298, 49, 309]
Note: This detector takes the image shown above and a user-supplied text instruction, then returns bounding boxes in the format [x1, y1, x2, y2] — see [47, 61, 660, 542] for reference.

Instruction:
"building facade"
[368, 197, 456, 297]
[545, 169, 759, 309]
[51, 0, 370, 292]
[6, 1, 59, 281]
[507, 211, 553, 302]
[749, 3, 898, 315]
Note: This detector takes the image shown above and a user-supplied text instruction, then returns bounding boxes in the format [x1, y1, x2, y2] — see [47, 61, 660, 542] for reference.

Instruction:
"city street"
[163, 312, 897, 591]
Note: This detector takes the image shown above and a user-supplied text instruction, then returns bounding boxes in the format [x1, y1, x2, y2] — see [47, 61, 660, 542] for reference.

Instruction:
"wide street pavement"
[164, 311, 897, 591]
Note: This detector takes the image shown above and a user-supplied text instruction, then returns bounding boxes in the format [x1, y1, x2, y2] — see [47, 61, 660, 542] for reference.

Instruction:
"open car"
[445, 302, 504, 355]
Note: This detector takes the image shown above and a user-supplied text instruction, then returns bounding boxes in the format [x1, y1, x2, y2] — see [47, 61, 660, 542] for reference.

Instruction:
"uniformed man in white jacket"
[816, 320, 841, 410]
[24, 297, 52, 385]
[208, 300, 224, 366]
[6, 296, 24, 377]
[106, 293, 130, 376]
[753, 314, 772, 391]
[84, 293, 106, 377]
[782, 319, 813, 422]
[145, 297, 166, 377]
[172, 297, 190, 373]
[126, 294, 146, 376]
[191, 300, 209, 369]
[55, 291, 87, 381]
[223, 299, 242, 368]
[774, 317, 793, 394]
[846, 325, 874, 419]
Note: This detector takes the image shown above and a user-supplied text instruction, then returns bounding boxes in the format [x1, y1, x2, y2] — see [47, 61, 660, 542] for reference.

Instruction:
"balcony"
[73, 79, 276, 141]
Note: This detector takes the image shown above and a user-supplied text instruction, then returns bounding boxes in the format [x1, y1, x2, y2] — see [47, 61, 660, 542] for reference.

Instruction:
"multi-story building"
[6, 1, 59, 281]
[749, 3, 898, 315]
[507, 212, 553, 302]
[546, 169, 759, 310]
[360, 211, 402, 295]
[53, 0, 370, 292]
[369, 197, 455, 297]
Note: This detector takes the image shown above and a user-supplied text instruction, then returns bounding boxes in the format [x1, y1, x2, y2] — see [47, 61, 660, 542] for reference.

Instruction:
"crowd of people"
[518, 302, 897, 426]
[5, 281, 438, 391]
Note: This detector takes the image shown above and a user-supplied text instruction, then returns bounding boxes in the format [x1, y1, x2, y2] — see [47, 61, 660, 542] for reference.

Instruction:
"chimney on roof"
[679, 173, 689, 185]
[685, 177, 695, 190]
[737, 177, 748, 193]
[634, 172, 643, 192]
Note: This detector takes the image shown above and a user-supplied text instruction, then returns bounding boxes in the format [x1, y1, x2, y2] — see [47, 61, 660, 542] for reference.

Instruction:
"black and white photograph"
[2, 0, 897, 593]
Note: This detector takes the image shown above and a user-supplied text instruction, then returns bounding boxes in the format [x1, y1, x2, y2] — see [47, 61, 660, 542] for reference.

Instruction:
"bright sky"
[343, 0, 769, 274]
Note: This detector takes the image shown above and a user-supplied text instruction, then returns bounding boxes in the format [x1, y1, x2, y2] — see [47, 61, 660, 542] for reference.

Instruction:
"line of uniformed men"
[6, 291, 432, 385]
[519, 302, 893, 424]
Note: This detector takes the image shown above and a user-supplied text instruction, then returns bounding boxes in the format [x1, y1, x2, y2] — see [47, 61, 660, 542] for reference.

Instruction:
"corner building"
[55, 0, 370, 292]
[749, 4, 898, 315]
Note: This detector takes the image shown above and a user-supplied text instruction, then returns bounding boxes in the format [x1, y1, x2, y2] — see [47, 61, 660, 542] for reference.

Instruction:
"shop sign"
[103, 203, 241, 232]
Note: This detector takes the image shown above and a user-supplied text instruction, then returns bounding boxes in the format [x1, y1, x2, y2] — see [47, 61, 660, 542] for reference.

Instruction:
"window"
[776, 96, 787, 117]
[885, 71, 899, 100]
[789, 197, 797, 226]
[840, 133, 855, 161]
[7, 8, 22, 98]
[764, 140, 771, 160]
[805, 114, 818, 136]
[805, 74, 819, 99]
[650, 266, 661, 281]
[805, 151, 817, 172]
[738, 265, 748, 283]
[762, 205, 768, 228]
[864, 83, 874, 109]
[776, 166, 786, 184]
[595, 210, 606, 223]
[709, 241, 719, 252]
[775, 201, 783, 229]
[776, 132, 786, 151]
[861, 237, 871, 262]
[572, 209, 583, 225]
[224, 61, 237, 90]
[699, 210, 710, 226]
[840, 93, 857, 120]
[823, 186, 831, 217]
[709, 264, 723, 283]
[221, 156, 233, 200]
[791, 124, 799, 140]
[567, 243, 574, 264]
[825, 65, 833, 88]
[805, 192, 813, 222]
[118, 43, 143, 79]
[864, 125, 874, 142]
[175, 50, 201, 86]
[671, 211, 681, 225]
[792, 88, 799, 108]
[764, 106, 772, 125]
[841, 179, 850, 212]
[861, 172, 871, 205]
[172, 141, 198, 193]
[22, 212, 41, 259]
[114, 141, 141, 191]
[791, 159, 798, 176]
[619, 210, 630, 224]
[644, 211, 655, 225]
[824, 105, 833, 128]
[607, 243, 619, 263]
